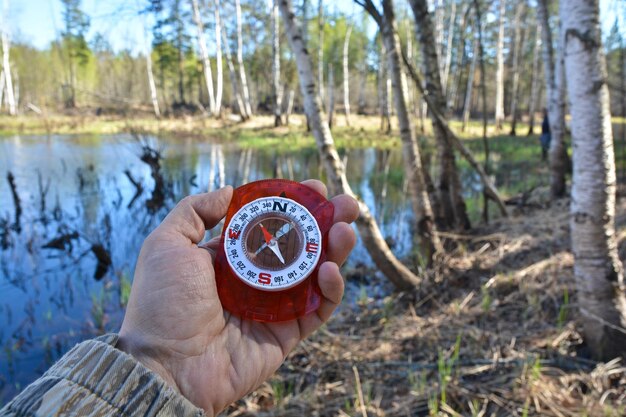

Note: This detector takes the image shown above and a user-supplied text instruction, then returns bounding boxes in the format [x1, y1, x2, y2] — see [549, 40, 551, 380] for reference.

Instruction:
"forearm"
[0, 334, 204, 417]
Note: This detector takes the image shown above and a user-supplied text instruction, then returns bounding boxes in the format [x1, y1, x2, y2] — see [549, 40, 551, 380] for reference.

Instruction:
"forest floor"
[224, 193, 626, 417]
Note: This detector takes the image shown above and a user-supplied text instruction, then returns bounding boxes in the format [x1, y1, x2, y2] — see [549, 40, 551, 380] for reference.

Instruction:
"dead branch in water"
[7, 171, 22, 232]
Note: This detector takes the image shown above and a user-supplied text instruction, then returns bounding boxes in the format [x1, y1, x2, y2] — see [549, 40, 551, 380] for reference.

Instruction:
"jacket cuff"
[2, 334, 204, 417]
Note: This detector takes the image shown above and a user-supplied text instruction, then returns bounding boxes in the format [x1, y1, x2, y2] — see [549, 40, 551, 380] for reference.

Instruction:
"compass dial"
[224, 196, 322, 291]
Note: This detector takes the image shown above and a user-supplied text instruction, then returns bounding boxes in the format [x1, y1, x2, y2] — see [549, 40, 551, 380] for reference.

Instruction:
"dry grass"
[223, 196, 626, 417]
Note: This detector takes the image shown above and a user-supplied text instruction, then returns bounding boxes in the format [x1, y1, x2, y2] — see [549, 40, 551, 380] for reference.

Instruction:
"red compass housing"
[214, 179, 334, 322]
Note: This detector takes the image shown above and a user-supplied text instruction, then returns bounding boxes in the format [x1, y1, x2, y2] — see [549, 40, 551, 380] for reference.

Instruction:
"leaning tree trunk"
[527, 24, 542, 136]
[378, 40, 391, 133]
[368, 0, 442, 258]
[537, 0, 568, 198]
[494, 0, 506, 130]
[327, 63, 335, 129]
[279, 0, 422, 289]
[272, 0, 283, 126]
[561, 0, 626, 360]
[191, 0, 216, 115]
[214, 0, 224, 115]
[409, 0, 470, 230]
[342, 24, 352, 127]
[508, 2, 526, 136]
[235, 0, 253, 118]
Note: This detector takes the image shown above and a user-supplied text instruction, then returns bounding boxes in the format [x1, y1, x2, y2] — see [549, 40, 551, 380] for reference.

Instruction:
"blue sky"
[6, 0, 626, 53]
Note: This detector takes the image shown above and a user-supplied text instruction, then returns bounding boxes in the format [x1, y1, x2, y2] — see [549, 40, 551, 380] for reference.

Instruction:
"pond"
[0, 132, 545, 403]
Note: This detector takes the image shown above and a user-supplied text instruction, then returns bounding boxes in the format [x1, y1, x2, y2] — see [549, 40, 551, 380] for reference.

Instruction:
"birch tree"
[191, 0, 216, 115]
[1, 2, 16, 116]
[235, 0, 252, 117]
[462, 36, 478, 132]
[342, 24, 352, 126]
[213, 0, 223, 115]
[447, 4, 469, 111]
[561, 0, 626, 360]
[494, 0, 506, 130]
[537, 0, 568, 198]
[278, 0, 423, 289]
[508, 2, 526, 136]
[527, 24, 542, 135]
[440, 1, 455, 97]
[317, 0, 324, 102]
[357, 0, 442, 258]
[409, 0, 470, 230]
[221, 27, 247, 119]
[272, 0, 283, 126]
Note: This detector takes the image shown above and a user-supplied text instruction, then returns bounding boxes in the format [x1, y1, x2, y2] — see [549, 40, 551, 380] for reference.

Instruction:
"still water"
[0, 133, 542, 403]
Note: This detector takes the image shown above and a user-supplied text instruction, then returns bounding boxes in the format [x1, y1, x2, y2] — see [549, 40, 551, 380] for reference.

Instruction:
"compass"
[214, 179, 334, 322]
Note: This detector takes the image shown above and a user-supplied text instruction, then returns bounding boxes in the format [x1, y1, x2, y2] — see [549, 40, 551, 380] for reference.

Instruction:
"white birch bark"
[537, 0, 568, 197]
[527, 24, 542, 135]
[221, 26, 246, 119]
[1, 0, 15, 116]
[191, 0, 216, 115]
[141, 15, 160, 118]
[462, 36, 478, 132]
[235, 0, 252, 118]
[561, 0, 626, 360]
[214, 0, 223, 115]
[285, 89, 294, 124]
[273, 0, 283, 126]
[280, 0, 423, 289]
[327, 63, 334, 128]
[447, 4, 469, 111]
[508, 2, 525, 136]
[342, 24, 352, 126]
[441, 1, 456, 97]
[0, 70, 4, 111]
[494, 0, 506, 130]
[317, 0, 324, 102]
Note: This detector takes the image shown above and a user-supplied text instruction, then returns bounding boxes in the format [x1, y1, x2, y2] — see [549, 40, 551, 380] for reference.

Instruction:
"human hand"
[117, 180, 359, 415]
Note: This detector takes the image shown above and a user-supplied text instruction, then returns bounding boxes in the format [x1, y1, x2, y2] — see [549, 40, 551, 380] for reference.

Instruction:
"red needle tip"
[258, 223, 273, 245]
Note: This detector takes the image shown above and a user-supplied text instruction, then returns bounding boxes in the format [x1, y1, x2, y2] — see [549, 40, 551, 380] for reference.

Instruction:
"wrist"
[116, 333, 181, 394]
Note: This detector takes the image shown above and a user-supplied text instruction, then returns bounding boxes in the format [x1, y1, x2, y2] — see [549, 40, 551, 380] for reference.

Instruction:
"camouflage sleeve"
[0, 334, 205, 417]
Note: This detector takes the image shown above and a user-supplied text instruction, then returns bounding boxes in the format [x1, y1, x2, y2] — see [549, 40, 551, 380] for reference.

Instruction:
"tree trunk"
[447, 4, 469, 112]
[142, 18, 161, 118]
[221, 26, 247, 120]
[369, 0, 442, 258]
[409, 0, 469, 230]
[343, 25, 352, 127]
[494, 0, 506, 130]
[235, 0, 253, 118]
[440, 1, 456, 97]
[378, 41, 391, 132]
[214, 0, 223, 115]
[285, 89, 294, 124]
[1, 29, 15, 116]
[317, 0, 324, 102]
[508, 2, 526, 136]
[191, 0, 216, 115]
[357, 61, 367, 114]
[279, 0, 422, 289]
[561, 0, 626, 360]
[527, 24, 542, 136]
[462, 36, 477, 132]
[327, 63, 334, 129]
[537, 0, 568, 198]
[273, 0, 283, 126]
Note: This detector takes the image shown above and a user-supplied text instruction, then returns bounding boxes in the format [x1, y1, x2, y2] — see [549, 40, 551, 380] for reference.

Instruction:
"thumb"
[157, 186, 233, 244]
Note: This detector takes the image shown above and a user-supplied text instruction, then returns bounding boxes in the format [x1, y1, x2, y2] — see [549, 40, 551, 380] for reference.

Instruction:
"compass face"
[224, 196, 322, 291]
